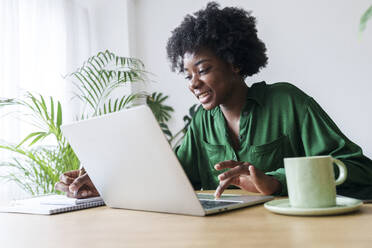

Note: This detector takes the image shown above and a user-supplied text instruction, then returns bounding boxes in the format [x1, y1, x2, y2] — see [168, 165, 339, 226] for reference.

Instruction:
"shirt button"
[243, 111, 249, 116]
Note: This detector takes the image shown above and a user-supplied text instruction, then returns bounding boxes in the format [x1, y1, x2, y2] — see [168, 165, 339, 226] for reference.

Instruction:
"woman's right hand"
[54, 169, 100, 198]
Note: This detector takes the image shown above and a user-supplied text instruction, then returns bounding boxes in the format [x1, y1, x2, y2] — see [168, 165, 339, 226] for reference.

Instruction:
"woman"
[55, 2, 372, 199]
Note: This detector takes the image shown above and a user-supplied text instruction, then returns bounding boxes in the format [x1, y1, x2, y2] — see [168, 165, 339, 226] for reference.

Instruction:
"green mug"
[284, 155, 347, 208]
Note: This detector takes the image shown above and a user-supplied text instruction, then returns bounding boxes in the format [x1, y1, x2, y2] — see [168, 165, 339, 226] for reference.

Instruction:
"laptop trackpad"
[197, 192, 243, 201]
[197, 193, 244, 209]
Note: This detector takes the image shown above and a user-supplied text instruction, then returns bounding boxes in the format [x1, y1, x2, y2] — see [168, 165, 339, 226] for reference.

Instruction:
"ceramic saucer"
[264, 196, 363, 216]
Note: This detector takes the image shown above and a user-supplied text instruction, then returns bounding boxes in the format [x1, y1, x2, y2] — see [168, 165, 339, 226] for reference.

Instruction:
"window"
[0, 0, 133, 201]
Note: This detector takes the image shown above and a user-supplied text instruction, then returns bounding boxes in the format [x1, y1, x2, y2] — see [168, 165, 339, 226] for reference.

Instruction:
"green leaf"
[159, 123, 173, 138]
[82, 96, 96, 111]
[96, 55, 105, 67]
[0, 98, 18, 107]
[103, 104, 107, 114]
[113, 99, 119, 111]
[76, 71, 100, 101]
[29, 133, 47, 146]
[39, 94, 50, 121]
[50, 97, 55, 123]
[86, 67, 102, 88]
[108, 100, 112, 113]
[57, 102, 62, 127]
[147, 92, 174, 123]
[29, 93, 42, 116]
[17, 132, 46, 147]
[118, 94, 135, 110]
[81, 68, 102, 95]
[360, 5, 372, 33]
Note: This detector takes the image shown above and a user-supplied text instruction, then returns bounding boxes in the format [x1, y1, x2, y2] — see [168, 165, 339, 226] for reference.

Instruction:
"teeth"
[199, 92, 209, 98]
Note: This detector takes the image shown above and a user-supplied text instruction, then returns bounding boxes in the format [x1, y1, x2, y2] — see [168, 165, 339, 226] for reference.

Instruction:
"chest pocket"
[202, 141, 227, 167]
[201, 141, 227, 183]
[250, 135, 288, 172]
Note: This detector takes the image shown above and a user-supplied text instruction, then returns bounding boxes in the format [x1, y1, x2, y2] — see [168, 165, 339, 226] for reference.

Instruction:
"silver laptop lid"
[61, 105, 205, 216]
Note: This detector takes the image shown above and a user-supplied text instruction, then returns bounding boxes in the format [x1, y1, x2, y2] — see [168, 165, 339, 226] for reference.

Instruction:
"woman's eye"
[185, 75, 192, 80]
[199, 67, 210, 75]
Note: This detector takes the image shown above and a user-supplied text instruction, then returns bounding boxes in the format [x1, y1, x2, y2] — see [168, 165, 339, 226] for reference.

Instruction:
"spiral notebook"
[0, 194, 105, 215]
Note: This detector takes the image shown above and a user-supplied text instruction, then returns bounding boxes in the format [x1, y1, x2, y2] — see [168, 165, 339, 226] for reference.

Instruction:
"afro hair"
[166, 1, 268, 79]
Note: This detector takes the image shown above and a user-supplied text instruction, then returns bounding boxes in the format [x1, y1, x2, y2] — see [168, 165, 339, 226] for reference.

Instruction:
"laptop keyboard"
[199, 199, 239, 210]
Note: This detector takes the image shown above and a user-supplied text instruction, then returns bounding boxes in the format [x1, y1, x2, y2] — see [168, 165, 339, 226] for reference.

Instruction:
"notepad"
[0, 194, 105, 215]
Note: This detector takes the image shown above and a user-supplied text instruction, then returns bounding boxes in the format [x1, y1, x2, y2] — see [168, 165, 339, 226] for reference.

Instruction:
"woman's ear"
[231, 65, 240, 74]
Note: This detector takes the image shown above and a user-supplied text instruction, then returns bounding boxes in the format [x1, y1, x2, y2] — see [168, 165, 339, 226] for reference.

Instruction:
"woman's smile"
[196, 90, 212, 103]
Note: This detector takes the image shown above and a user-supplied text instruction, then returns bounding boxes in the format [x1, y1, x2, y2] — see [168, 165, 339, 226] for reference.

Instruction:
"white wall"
[75, 0, 131, 56]
[131, 0, 372, 157]
[65, 0, 136, 120]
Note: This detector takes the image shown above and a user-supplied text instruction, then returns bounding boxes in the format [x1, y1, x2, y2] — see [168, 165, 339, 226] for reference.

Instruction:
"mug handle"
[333, 158, 348, 186]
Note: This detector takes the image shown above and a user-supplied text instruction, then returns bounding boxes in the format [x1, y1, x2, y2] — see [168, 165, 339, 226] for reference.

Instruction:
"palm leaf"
[17, 131, 47, 147]
[56, 102, 62, 127]
[360, 5, 372, 33]
[146, 92, 174, 123]
[68, 50, 148, 119]
[0, 98, 18, 107]
[159, 123, 173, 140]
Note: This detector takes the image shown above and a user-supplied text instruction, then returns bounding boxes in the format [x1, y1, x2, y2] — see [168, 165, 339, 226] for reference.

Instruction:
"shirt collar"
[210, 81, 266, 116]
[245, 81, 266, 107]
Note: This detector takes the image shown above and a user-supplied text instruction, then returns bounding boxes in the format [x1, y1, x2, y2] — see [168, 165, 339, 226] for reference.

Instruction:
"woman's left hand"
[214, 160, 281, 198]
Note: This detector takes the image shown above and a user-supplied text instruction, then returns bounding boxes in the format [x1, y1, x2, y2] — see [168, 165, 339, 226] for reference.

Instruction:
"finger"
[218, 162, 251, 181]
[214, 185, 223, 199]
[69, 173, 90, 194]
[214, 177, 236, 199]
[59, 175, 75, 185]
[249, 165, 280, 195]
[75, 185, 100, 199]
[249, 165, 268, 194]
[66, 191, 78, 198]
[228, 176, 249, 188]
[75, 189, 91, 199]
[59, 170, 79, 184]
[214, 160, 242, 170]
[54, 182, 70, 193]
[62, 170, 80, 178]
[249, 165, 266, 184]
[65, 186, 91, 198]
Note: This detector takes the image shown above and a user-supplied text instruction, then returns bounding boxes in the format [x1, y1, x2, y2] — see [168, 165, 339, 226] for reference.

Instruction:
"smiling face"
[183, 49, 243, 110]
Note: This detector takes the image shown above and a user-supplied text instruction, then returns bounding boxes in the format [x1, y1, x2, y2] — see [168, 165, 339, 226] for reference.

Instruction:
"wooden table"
[1, 190, 371, 248]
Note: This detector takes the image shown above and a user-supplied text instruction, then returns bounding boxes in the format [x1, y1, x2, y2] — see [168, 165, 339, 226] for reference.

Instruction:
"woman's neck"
[220, 81, 248, 122]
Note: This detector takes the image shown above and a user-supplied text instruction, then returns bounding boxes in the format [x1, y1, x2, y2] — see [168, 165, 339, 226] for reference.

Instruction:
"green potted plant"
[0, 93, 79, 195]
[0, 50, 193, 196]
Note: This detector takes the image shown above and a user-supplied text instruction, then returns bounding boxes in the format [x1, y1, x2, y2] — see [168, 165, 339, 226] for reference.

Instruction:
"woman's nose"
[189, 74, 201, 89]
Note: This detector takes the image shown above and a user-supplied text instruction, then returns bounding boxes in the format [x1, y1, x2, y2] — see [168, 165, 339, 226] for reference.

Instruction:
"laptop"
[61, 105, 273, 216]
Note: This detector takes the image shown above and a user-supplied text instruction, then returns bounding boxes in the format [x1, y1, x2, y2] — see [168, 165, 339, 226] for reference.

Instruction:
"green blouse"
[176, 82, 372, 196]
